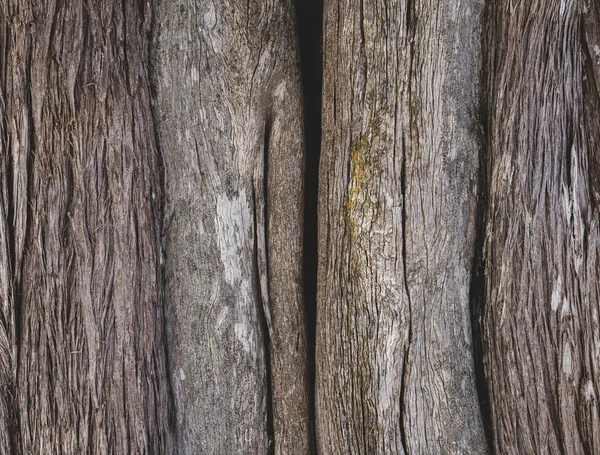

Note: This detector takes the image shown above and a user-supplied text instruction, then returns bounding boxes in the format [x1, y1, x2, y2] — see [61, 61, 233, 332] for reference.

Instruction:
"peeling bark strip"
[151, 1, 309, 453]
[0, 1, 172, 453]
[483, 1, 600, 453]
[315, 0, 488, 453]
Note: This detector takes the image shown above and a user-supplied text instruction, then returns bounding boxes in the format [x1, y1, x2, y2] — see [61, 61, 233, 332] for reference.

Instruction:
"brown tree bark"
[314, 0, 488, 453]
[1, 1, 600, 454]
[483, 0, 600, 453]
[0, 1, 310, 453]
[0, 1, 172, 453]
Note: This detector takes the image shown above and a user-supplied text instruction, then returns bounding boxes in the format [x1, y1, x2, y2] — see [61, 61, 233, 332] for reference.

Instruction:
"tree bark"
[483, 0, 600, 453]
[315, 0, 488, 453]
[0, 1, 172, 453]
[1, 1, 600, 454]
[151, 1, 309, 453]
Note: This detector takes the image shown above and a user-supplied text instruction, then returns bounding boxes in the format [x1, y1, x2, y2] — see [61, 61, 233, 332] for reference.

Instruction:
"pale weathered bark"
[0, 1, 172, 453]
[151, 1, 309, 453]
[483, 0, 600, 453]
[315, 0, 488, 453]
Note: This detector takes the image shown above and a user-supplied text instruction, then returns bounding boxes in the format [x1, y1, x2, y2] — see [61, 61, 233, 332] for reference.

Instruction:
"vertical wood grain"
[315, 0, 488, 453]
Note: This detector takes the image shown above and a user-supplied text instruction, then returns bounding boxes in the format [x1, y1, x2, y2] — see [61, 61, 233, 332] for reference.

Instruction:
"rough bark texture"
[315, 0, 488, 453]
[483, 0, 600, 453]
[151, 1, 309, 453]
[2, 1, 600, 454]
[0, 1, 172, 453]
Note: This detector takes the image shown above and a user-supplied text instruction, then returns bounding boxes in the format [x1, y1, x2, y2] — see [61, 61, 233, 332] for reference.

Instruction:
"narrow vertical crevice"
[255, 118, 274, 454]
[469, 1, 494, 449]
[147, 0, 177, 443]
[264, 118, 275, 455]
[260, 281, 275, 455]
[293, 1, 323, 453]
[399, 150, 411, 455]
[398, 145, 411, 455]
[264, 335, 274, 455]
[468, 133, 493, 452]
[398, 0, 414, 453]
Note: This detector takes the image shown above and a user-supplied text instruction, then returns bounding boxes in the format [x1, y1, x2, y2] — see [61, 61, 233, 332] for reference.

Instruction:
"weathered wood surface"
[315, 0, 488, 453]
[1, 0, 599, 454]
[152, 0, 309, 453]
[483, 0, 600, 453]
[0, 1, 172, 453]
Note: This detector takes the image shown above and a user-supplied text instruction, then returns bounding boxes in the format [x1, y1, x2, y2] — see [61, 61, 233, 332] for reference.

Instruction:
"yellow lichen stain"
[345, 113, 386, 245]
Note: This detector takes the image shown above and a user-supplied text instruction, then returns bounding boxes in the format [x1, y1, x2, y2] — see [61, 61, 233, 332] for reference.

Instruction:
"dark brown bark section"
[0, 1, 172, 453]
[483, 0, 600, 453]
[294, 0, 323, 451]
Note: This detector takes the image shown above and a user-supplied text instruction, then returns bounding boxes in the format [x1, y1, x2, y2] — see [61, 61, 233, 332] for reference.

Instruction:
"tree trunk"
[1, 1, 600, 454]
[315, 0, 488, 453]
[0, 1, 172, 453]
[483, 0, 600, 453]
[151, 1, 309, 453]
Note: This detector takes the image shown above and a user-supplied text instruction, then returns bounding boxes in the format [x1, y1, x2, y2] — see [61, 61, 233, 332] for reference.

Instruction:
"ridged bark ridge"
[0, 1, 172, 453]
[483, 0, 600, 453]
